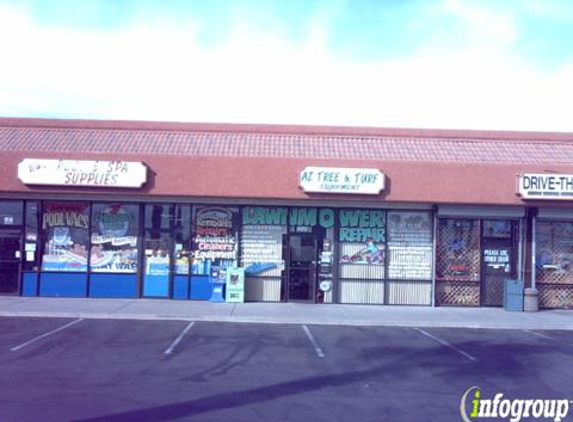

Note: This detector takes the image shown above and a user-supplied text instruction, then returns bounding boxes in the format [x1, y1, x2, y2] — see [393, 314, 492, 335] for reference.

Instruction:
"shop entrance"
[287, 234, 317, 302]
[481, 220, 517, 306]
[142, 231, 172, 298]
[0, 229, 21, 295]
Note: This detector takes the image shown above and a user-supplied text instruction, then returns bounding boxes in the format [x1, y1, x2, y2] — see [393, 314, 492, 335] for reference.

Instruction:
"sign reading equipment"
[18, 159, 147, 188]
[300, 167, 385, 195]
[518, 173, 573, 200]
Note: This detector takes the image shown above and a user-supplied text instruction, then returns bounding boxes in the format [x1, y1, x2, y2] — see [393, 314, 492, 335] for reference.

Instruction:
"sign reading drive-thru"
[300, 167, 385, 195]
[518, 173, 573, 200]
[18, 159, 147, 188]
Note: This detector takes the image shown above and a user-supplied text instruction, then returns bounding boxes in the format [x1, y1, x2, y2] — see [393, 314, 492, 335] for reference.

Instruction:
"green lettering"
[339, 210, 360, 227]
[319, 209, 335, 228]
[290, 208, 317, 226]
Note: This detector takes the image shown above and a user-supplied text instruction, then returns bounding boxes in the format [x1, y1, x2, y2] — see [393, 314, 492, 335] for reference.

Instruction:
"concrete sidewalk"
[0, 296, 571, 330]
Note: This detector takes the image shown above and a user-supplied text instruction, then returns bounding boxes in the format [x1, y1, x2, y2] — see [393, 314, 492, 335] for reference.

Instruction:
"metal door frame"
[480, 220, 518, 307]
[0, 228, 22, 295]
[286, 233, 318, 303]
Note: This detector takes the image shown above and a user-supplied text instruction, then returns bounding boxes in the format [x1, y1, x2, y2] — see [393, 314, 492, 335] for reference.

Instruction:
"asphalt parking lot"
[1, 317, 572, 422]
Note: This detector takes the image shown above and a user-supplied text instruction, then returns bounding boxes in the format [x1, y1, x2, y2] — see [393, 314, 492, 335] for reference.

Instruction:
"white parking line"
[10, 318, 84, 352]
[413, 327, 477, 362]
[164, 321, 195, 355]
[302, 325, 325, 358]
[523, 329, 557, 341]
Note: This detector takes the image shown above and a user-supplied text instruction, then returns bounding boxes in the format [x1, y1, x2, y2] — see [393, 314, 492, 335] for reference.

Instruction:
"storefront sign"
[484, 248, 511, 272]
[194, 207, 237, 260]
[300, 167, 385, 195]
[339, 209, 386, 243]
[518, 173, 573, 200]
[18, 159, 147, 188]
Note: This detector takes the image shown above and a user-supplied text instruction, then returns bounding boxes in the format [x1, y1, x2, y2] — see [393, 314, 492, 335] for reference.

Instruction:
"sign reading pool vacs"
[300, 167, 385, 195]
[518, 173, 573, 200]
[460, 386, 571, 422]
[18, 159, 147, 188]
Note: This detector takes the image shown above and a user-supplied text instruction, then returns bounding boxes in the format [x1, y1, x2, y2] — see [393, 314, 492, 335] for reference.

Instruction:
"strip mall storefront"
[1, 118, 572, 309]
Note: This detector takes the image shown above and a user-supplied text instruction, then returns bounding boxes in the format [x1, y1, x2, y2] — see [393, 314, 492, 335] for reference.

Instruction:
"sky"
[1, 0, 573, 131]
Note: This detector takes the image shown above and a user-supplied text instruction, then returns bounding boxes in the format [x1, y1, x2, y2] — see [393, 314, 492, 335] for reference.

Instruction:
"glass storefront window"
[387, 211, 433, 280]
[145, 204, 171, 230]
[240, 206, 287, 278]
[0, 201, 23, 226]
[436, 218, 480, 282]
[90, 203, 140, 273]
[536, 221, 573, 284]
[42, 202, 90, 272]
[23, 201, 39, 271]
[338, 209, 386, 280]
[483, 220, 512, 238]
[173, 205, 192, 275]
[192, 206, 238, 276]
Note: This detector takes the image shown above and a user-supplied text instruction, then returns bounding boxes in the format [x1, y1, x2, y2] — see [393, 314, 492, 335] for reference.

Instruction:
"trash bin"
[503, 279, 524, 311]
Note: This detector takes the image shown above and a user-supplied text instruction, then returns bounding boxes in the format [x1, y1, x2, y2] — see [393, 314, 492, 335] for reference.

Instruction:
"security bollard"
[523, 288, 539, 312]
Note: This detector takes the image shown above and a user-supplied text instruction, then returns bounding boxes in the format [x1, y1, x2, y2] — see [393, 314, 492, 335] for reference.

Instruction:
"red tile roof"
[1, 117, 573, 164]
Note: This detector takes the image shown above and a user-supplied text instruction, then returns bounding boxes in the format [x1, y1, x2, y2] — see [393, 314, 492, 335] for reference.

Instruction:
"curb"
[1, 311, 573, 330]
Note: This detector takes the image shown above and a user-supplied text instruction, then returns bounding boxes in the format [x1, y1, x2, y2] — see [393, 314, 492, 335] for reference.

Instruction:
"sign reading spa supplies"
[518, 173, 573, 200]
[300, 167, 385, 195]
[18, 159, 147, 188]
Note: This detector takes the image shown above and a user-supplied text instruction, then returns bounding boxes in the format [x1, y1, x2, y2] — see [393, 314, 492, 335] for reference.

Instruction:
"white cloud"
[0, 1, 572, 132]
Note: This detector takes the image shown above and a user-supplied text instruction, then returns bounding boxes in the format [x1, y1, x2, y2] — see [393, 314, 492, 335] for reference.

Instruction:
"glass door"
[142, 204, 173, 298]
[481, 220, 517, 306]
[142, 231, 172, 297]
[0, 230, 21, 294]
[287, 234, 317, 302]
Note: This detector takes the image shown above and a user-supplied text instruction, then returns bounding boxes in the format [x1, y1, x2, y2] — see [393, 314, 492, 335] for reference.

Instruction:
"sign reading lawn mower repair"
[18, 159, 147, 188]
[518, 173, 573, 200]
[300, 167, 385, 195]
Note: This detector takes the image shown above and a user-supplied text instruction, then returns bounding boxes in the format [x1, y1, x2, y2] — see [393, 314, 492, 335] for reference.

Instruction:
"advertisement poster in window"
[91, 204, 139, 273]
[192, 207, 238, 275]
[338, 209, 386, 265]
[240, 206, 287, 277]
[42, 202, 90, 272]
[387, 211, 432, 280]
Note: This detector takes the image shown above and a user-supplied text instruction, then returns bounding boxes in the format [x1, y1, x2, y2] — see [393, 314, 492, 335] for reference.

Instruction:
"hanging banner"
[18, 159, 147, 188]
[300, 167, 385, 195]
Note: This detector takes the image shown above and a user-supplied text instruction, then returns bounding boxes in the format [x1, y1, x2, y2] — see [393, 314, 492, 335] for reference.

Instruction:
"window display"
[338, 209, 386, 279]
[173, 205, 192, 275]
[536, 221, 573, 284]
[436, 218, 480, 281]
[387, 211, 432, 280]
[240, 206, 287, 278]
[90, 204, 139, 273]
[192, 206, 238, 276]
[42, 202, 90, 272]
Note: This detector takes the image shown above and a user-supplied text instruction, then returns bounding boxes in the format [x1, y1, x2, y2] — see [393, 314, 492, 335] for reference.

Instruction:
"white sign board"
[300, 167, 385, 195]
[518, 173, 573, 200]
[18, 159, 147, 188]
